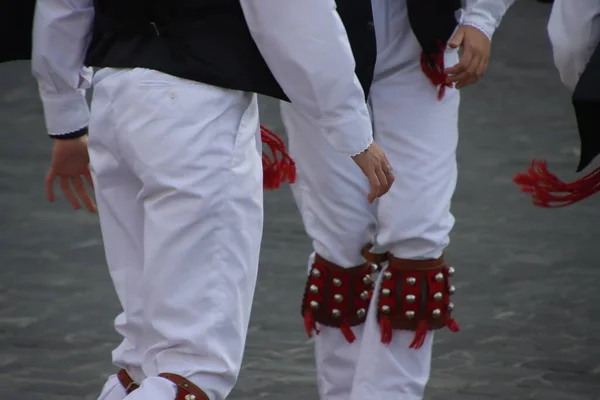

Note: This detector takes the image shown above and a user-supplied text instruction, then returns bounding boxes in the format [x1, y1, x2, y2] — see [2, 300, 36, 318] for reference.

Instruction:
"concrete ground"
[1, 1, 599, 399]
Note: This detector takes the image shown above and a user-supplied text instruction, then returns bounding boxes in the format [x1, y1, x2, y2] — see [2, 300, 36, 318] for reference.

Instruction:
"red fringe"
[445, 317, 460, 332]
[260, 125, 296, 190]
[303, 311, 319, 338]
[379, 316, 393, 344]
[513, 159, 600, 207]
[420, 41, 452, 101]
[409, 321, 429, 349]
[340, 323, 357, 343]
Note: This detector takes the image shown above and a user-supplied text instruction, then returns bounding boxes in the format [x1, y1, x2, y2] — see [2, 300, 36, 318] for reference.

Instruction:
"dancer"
[31, 1, 395, 399]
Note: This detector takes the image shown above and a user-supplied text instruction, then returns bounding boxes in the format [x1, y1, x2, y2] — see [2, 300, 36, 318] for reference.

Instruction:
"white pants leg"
[281, 0, 460, 398]
[89, 68, 147, 400]
[89, 68, 263, 400]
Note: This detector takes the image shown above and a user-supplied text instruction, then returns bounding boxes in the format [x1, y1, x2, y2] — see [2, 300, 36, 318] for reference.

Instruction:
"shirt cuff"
[316, 106, 374, 157]
[461, 13, 496, 41]
[39, 89, 90, 137]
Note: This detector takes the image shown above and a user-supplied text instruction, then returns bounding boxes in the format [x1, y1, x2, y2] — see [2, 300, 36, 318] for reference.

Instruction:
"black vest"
[0, 0, 35, 63]
[85, 0, 377, 101]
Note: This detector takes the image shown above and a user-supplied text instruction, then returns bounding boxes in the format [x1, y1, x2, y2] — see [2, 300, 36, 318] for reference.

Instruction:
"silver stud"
[357, 308, 366, 318]
[362, 275, 372, 285]
[183, 383, 189, 388]
[360, 290, 370, 300]
[311, 268, 321, 278]
[381, 305, 391, 314]
[448, 302, 454, 311]
[185, 395, 196, 400]
[448, 285, 456, 295]
[310, 300, 319, 310]
[405, 294, 416, 304]
[433, 292, 443, 301]
[406, 276, 417, 286]
[434, 273, 444, 282]
[333, 278, 342, 287]
[383, 271, 392, 280]
[381, 288, 391, 297]
[432, 309, 441, 318]
[334, 294, 343, 303]
[405, 310, 415, 319]
[447, 266, 455, 276]
[309, 284, 319, 294]
[332, 309, 341, 318]
[371, 263, 380, 273]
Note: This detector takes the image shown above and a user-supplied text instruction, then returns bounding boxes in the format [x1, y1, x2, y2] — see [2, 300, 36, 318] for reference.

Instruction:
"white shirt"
[462, 0, 518, 40]
[31, 0, 374, 157]
[547, 0, 600, 92]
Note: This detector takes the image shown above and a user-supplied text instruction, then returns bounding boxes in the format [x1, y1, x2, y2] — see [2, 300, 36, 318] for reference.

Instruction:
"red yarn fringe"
[260, 125, 296, 190]
[513, 159, 600, 207]
[420, 41, 452, 101]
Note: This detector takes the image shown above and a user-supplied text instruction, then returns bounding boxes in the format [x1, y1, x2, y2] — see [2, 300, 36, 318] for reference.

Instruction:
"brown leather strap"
[158, 373, 210, 400]
[117, 369, 139, 394]
[361, 243, 389, 266]
[314, 253, 368, 273]
[387, 254, 445, 271]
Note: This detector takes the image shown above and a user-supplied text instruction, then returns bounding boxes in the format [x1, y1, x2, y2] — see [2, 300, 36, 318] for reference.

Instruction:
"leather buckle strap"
[117, 369, 139, 394]
[158, 373, 209, 400]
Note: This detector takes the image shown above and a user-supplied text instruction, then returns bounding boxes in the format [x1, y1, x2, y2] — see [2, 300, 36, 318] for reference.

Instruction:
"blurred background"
[1, 1, 599, 399]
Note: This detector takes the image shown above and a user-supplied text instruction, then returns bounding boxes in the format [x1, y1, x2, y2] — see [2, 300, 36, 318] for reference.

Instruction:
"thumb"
[448, 28, 465, 49]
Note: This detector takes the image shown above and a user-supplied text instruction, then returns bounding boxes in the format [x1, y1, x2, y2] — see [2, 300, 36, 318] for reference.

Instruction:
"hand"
[45, 136, 97, 212]
[351, 141, 395, 203]
[445, 25, 491, 89]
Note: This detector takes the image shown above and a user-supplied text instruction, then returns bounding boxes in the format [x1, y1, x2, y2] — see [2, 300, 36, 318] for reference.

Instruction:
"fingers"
[378, 162, 395, 198]
[447, 29, 464, 49]
[84, 168, 95, 189]
[366, 168, 381, 204]
[72, 175, 97, 213]
[44, 169, 56, 202]
[60, 176, 82, 210]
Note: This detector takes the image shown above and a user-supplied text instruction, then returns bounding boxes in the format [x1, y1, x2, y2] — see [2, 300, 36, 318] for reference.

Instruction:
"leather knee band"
[377, 255, 459, 348]
[301, 254, 376, 343]
[117, 369, 209, 400]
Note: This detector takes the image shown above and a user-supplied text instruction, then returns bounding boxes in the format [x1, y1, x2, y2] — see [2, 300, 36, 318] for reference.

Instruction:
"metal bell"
[370, 263, 379, 273]
[310, 300, 319, 310]
[360, 290, 370, 300]
[406, 276, 417, 286]
[333, 278, 342, 287]
[309, 284, 319, 294]
[357, 308, 366, 318]
[448, 285, 456, 295]
[432, 308, 441, 318]
[334, 294, 343, 303]
[433, 292, 443, 301]
[311, 268, 321, 278]
[363, 275, 372, 285]
[185, 395, 196, 400]
[381, 305, 391, 314]
[405, 294, 416, 304]
[405, 310, 415, 319]
[448, 302, 454, 311]
[434, 272, 444, 282]
[381, 288, 391, 297]
[447, 266, 455, 276]
[332, 309, 341, 317]
[383, 271, 392, 280]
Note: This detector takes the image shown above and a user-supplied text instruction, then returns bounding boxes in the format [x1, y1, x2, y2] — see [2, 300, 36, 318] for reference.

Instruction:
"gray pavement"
[1, 1, 600, 400]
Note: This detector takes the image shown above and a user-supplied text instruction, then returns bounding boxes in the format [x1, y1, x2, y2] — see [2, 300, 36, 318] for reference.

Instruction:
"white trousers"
[547, 0, 600, 91]
[280, 1, 460, 399]
[88, 68, 263, 400]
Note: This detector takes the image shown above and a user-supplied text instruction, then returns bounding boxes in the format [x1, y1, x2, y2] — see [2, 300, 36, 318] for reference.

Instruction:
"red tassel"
[303, 311, 319, 338]
[379, 316, 393, 344]
[340, 323, 356, 343]
[445, 317, 460, 332]
[513, 159, 600, 207]
[420, 41, 452, 101]
[260, 125, 296, 190]
[409, 321, 429, 349]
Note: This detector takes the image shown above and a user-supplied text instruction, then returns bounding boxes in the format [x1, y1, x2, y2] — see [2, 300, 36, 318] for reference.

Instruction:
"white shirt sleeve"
[547, 0, 600, 92]
[461, 0, 517, 41]
[239, 0, 373, 156]
[31, 0, 94, 138]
